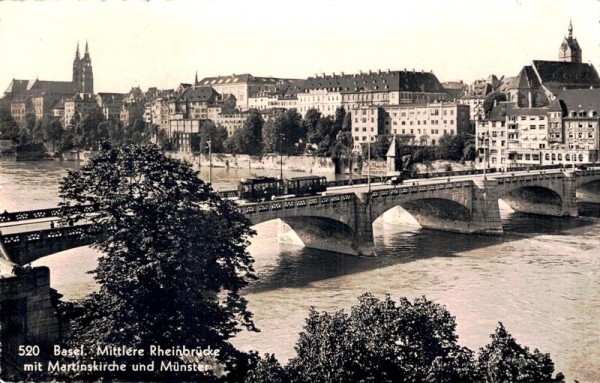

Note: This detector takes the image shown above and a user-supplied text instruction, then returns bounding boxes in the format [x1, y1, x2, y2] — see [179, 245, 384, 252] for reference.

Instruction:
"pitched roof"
[300, 70, 444, 94]
[174, 86, 218, 103]
[532, 60, 600, 93]
[556, 88, 600, 114]
[4, 79, 76, 97]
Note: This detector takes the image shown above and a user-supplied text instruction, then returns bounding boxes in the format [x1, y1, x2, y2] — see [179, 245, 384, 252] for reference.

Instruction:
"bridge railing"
[0, 225, 96, 246]
[0, 205, 98, 224]
[240, 192, 356, 215]
[494, 172, 565, 184]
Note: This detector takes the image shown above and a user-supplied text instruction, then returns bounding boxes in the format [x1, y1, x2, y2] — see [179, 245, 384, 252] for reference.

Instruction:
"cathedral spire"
[195, 70, 198, 85]
[84, 40, 90, 59]
[75, 42, 80, 60]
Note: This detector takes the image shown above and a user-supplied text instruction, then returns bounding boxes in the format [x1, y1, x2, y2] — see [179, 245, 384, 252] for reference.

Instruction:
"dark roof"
[4, 79, 76, 97]
[300, 70, 444, 93]
[517, 66, 541, 89]
[532, 60, 600, 93]
[199, 74, 288, 86]
[4, 79, 30, 95]
[556, 88, 600, 114]
[174, 86, 218, 103]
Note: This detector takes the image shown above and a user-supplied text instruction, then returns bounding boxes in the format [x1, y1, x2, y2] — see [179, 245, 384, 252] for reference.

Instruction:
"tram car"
[238, 177, 284, 202]
[238, 175, 328, 202]
[285, 176, 327, 196]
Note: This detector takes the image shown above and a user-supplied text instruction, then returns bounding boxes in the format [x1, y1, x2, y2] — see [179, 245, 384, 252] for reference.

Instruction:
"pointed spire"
[568, 20, 573, 38]
[195, 70, 198, 85]
[83, 40, 90, 59]
[75, 41, 80, 60]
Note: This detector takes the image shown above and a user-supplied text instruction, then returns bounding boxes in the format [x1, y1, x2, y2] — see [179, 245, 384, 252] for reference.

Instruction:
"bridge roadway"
[1, 167, 600, 263]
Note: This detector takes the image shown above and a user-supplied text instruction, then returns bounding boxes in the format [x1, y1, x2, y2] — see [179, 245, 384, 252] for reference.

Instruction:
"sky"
[0, 0, 599, 94]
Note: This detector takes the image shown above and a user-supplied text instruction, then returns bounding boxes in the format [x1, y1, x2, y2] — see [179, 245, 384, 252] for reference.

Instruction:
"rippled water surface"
[1, 160, 598, 381]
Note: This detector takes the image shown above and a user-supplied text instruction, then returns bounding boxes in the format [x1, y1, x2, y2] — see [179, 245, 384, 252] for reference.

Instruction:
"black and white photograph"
[0, 0, 599, 381]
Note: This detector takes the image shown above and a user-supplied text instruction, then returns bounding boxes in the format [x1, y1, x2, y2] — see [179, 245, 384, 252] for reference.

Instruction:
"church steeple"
[568, 19, 573, 38]
[73, 42, 81, 90]
[558, 21, 582, 63]
[84, 40, 90, 59]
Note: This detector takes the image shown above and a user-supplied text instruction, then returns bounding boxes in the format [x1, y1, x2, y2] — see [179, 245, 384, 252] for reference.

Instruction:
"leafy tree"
[0, 105, 19, 141]
[54, 144, 257, 382]
[361, 135, 391, 160]
[227, 110, 264, 155]
[40, 116, 64, 152]
[436, 133, 471, 161]
[199, 120, 228, 153]
[476, 323, 564, 383]
[245, 354, 289, 383]
[303, 108, 322, 143]
[482, 91, 507, 117]
[287, 294, 476, 383]
[263, 109, 305, 154]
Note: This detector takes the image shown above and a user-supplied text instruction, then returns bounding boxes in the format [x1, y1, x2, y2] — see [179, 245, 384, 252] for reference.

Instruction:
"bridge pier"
[353, 193, 375, 256]
[0, 266, 60, 369]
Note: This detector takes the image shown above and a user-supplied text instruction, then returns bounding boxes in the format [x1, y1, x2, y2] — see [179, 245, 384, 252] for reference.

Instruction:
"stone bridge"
[1, 169, 600, 262]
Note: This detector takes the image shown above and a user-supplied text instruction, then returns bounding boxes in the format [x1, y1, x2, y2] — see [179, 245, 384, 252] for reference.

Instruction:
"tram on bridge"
[238, 176, 328, 202]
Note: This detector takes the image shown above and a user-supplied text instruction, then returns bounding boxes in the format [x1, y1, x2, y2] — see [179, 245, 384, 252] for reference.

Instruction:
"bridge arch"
[494, 184, 565, 216]
[372, 198, 472, 233]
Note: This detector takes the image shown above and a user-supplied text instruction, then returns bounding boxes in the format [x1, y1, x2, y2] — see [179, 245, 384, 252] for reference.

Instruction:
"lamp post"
[279, 133, 284, 180]
[367, 140, 371, 192]
[206, 139, 212, 185]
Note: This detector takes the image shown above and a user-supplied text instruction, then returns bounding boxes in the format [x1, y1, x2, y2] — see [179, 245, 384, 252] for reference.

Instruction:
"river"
[0, 160, 598, 381]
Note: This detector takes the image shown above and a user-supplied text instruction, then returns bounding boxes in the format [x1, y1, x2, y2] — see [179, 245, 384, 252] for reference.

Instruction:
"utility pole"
[279, 133, 284, 180]
[207, 139, 212, 185]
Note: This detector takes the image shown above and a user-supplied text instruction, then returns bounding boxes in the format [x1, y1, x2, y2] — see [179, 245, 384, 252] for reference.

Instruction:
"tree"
[245, 354, 289, 383]
[436, 133, 471, 162]
[482, 91, 507, 117]
[40, 116, 64, 152]
[228, 110, 264, 155]
[263, 109, 305, 154]
[199, 120, 228, 153]
[0, 105, 19, 141]
[476, 323, 564, 383]
[303, 108, 321, 144]
[287, 294, 476, 383]
[54, 144, 258, 382]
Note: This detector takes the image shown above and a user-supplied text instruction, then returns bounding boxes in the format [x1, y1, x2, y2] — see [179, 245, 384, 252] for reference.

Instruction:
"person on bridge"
[50, 221, 55, 229]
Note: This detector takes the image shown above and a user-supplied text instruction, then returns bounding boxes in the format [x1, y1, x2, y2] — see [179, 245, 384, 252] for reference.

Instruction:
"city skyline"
[1, 0, 599, 94]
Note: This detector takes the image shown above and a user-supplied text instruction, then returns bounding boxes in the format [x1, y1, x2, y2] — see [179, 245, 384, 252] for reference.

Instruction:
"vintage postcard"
[0, 1, 599, 382]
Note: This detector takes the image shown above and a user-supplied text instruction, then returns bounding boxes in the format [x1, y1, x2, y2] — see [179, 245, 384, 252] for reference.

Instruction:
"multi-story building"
[351, 102, 470, 150]
[120, 102, 145, 125]
[458, 76, 498, 121]
[476, 22, 600, 169]
[196, 74, 298, 110]
[64, 93, 100, 126]
[298, 69, 447, 117]
[3, 43, 94, 125]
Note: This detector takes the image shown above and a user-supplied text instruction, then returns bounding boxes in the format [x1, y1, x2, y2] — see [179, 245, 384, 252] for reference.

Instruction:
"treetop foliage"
[55, 143, 257, 381]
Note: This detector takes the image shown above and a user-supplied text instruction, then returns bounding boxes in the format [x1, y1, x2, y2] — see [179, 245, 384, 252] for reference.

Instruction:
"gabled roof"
[532, 60, 600, 93]
[4, 79, 76, 97]
[517, 66, 541, 89]
[174, 86, 218, 103]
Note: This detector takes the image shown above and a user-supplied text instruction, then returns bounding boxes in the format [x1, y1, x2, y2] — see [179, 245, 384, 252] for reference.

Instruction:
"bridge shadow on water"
[243, 202, 600, 294]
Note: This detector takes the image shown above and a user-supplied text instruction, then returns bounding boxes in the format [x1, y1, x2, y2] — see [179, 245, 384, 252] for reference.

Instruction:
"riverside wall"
[169, 152, 336, 175]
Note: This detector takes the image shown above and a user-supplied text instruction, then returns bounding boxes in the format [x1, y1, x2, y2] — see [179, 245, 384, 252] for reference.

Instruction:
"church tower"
[80, 41, 94, 94]
[72, 42, 81, 91]
[559, 21, 582, 63]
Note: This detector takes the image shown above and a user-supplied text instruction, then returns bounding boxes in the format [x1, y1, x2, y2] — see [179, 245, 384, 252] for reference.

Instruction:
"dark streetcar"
[238, 177, 284, 202]
[285, 176, 327, 196]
